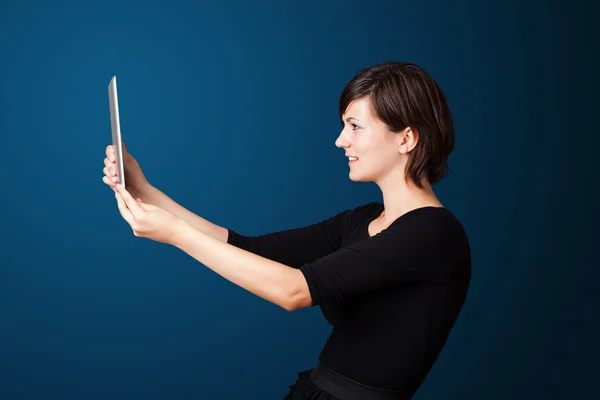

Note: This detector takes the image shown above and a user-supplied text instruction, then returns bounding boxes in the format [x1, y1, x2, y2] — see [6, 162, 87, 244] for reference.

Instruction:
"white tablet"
[108, 76, 125, 189]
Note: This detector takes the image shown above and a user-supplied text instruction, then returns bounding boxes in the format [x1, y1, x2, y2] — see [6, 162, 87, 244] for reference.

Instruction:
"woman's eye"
[351, 124, 359, 131]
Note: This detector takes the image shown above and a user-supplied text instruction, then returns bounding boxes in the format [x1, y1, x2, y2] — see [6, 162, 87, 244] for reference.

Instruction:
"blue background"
[0, 0, 596, 398]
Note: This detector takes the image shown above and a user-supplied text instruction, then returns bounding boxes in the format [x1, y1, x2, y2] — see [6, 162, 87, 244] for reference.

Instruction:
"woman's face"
[335, 96, 404, 182]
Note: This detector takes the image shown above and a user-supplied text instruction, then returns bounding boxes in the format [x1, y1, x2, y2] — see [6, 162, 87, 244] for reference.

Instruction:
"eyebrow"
[343, 117, 360, 123]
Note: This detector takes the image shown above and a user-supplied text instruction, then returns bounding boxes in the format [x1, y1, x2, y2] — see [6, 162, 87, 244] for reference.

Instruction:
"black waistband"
[310, 363, 412, 400]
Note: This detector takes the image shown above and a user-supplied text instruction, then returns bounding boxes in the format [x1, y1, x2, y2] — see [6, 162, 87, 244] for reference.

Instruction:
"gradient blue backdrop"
[1, 0, 596, 398]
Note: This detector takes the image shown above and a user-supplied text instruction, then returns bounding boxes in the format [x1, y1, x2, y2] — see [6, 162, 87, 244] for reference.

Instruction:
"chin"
[349, 171, 368, 182]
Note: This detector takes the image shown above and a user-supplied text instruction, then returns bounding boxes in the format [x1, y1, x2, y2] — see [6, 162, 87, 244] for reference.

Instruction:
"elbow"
[284, 301, 297, 312]
[292, 295, 313, 310]
[278, 280, 299, 312]
[279, 269, 314, 312]
[283, 286, 301, 312]
[284, 296, 308, 312]
[285, 272, 313, 311]
[280, 291, 298, 312]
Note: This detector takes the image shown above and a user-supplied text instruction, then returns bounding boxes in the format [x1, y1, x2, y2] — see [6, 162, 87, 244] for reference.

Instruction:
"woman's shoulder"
[326, 202, 382, 226]
[349, 201, 383, 218]
[345, 201, 384, 226]
[388, 206, 471, 259]
[390, 205, 464, 230]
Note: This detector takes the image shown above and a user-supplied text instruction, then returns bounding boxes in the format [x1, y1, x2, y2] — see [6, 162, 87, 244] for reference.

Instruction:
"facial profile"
[335, 96, 415, 183]
[335, 61, 454, 189]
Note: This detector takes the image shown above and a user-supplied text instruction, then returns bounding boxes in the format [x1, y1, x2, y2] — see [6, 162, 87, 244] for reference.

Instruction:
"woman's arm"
[137, 183, 229, 242]
[172, 220, 309, 311]
[226, 206, 356, 268]
[139, 180, 358, 268]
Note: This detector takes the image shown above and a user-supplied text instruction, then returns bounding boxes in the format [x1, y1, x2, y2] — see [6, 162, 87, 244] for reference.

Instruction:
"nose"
[335, 129, 349, 149]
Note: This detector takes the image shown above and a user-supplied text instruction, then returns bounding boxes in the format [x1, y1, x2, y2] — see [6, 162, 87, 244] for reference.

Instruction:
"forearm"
[137, 184, 229, 242]
[172, 220, 304, 311]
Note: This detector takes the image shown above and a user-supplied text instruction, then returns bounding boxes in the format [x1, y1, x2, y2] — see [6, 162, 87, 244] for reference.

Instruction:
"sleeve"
[299, 213, 458, 306]
[226, 207, 355, 268]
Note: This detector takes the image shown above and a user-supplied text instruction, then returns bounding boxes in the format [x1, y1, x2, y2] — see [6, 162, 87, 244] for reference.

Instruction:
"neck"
[376, 176, 442, 224]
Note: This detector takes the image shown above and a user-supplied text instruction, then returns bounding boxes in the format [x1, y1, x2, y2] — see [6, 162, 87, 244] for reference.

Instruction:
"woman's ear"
[397, 127, 418, 154]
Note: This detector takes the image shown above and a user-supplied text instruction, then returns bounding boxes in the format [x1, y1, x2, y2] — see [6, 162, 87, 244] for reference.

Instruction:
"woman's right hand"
[102, 141, 149, 194]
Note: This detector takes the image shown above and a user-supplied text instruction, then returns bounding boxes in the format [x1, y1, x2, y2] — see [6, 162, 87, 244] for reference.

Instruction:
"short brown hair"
[339, 61, 455, 188]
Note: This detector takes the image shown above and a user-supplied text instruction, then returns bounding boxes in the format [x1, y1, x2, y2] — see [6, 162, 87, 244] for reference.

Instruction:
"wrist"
[171, 218, 193, 248]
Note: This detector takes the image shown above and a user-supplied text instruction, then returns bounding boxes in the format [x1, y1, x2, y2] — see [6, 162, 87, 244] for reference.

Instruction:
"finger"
[103, 162, 118, 180]
[108, 145, 116, 162]
[102, 176, 117, 192]
[116, 185, 144, 219]
[106, 145, 115, 162]
[104, 157, 114, 169]
[103, 167, 118, 181]
[115, 191, 134, 224]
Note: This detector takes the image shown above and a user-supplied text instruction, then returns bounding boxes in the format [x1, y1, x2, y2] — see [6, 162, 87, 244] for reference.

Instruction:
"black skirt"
[283, 369, 339, 400]
[283, 364, 412, 400]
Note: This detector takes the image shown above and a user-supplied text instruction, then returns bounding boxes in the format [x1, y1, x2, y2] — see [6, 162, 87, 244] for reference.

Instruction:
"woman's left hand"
[114, 184, 183, 245]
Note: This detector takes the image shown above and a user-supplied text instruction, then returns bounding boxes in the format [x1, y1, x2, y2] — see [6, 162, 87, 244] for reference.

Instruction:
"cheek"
[369, 148, 397, 168]
[354, 136, 372, 152]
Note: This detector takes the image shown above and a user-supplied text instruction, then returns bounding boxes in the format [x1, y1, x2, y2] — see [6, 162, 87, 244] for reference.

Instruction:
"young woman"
[103, 61, 471, 400]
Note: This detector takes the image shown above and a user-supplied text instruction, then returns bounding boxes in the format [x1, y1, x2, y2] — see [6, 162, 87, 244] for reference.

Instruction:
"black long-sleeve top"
[227, 202, 471, 397]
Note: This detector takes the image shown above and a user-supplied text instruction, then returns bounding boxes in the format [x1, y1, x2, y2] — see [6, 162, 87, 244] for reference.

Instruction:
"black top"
[227, 202, 471, 398]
